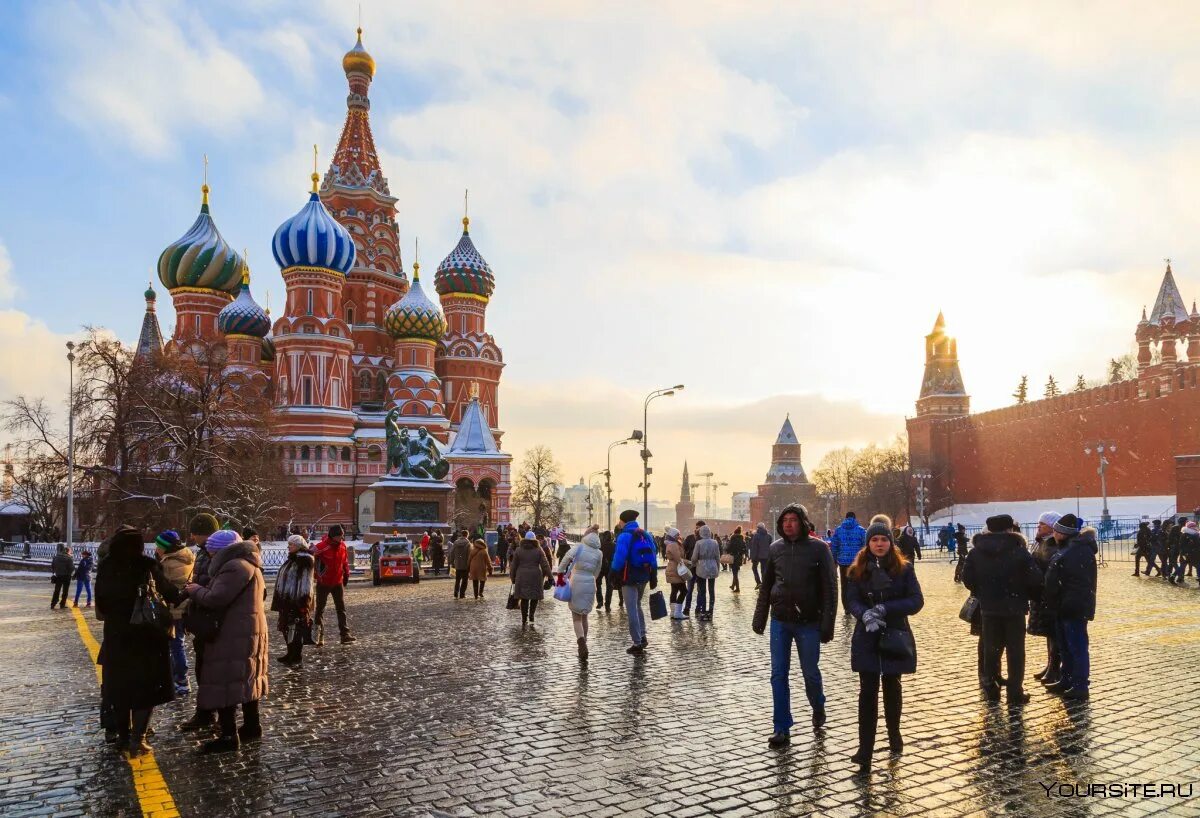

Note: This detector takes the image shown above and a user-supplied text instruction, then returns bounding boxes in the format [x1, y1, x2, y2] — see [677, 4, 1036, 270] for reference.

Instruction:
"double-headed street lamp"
[606, 431, 642, 531]
[643, 385, 684, 528]
[1083, 442, 1116, 523]
[911, 470, 932, 535]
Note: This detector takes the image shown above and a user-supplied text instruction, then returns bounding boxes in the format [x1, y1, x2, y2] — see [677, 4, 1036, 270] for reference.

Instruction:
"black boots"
[129, 709, 153, 758]
[577, 637, 588, 663]
[178, 709, 215, 732]
[277, 640, 303, 666]
[768, 732, 790, 748]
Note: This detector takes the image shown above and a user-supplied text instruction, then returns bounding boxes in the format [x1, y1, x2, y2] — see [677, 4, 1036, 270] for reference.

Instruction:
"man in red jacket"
[313, 525, 356, 645]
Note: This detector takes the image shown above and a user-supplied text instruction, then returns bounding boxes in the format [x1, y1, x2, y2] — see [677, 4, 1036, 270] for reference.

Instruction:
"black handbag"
[182, 572, 256, 642]
[878, 627, 915, 661]
[958, 595, 980, 623]
[130, 579, 172, 633]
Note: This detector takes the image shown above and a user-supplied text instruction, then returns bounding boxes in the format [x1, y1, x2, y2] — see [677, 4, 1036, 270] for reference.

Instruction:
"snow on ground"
[928, 495, 1178, 527]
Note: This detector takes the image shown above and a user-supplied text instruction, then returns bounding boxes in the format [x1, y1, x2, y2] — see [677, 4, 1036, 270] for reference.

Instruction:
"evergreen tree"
[1044, 375, 1061, 398]
[1074, 375, 1087, 392]
[1109, 358, 1123, 384]
[1012, 375, 1029, 404]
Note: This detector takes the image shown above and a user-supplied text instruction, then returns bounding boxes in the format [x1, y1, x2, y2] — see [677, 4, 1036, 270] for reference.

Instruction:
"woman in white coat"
[556, 524, 605, 663]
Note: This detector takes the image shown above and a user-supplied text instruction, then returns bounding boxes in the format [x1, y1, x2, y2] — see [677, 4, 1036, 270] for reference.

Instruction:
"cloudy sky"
[1, 0, 1196, 507]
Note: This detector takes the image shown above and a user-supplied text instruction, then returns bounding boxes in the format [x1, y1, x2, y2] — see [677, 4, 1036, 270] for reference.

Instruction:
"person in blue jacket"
[610, 509, 659, 656]
[830, 512, 866, 612]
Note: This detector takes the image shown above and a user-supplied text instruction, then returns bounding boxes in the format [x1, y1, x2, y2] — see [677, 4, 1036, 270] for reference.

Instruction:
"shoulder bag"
[130, 576, 173, 633]
[878, 626, 915, 661]
[958, 595, 980, 623]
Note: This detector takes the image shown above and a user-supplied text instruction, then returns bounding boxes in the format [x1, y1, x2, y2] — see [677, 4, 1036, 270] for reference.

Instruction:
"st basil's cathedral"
[146, 29, 510, 535]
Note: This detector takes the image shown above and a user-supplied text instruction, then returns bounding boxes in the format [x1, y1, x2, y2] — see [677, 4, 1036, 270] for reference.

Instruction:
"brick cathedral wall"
[920, 375, 1200, 508]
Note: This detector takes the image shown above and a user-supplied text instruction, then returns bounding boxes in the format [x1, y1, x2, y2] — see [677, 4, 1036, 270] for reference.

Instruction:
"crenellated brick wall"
[909, 365, 1200, 511]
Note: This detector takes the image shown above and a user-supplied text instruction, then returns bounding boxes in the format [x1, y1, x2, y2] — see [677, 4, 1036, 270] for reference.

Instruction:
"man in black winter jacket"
[1165, 517, 1186, 583]
[1044, 516, 1097, 700]
[50, 545, 74, 609]
[752, 504, 837, 749]
[962, 514, 1043, 703]
[748, 522, 773, 589]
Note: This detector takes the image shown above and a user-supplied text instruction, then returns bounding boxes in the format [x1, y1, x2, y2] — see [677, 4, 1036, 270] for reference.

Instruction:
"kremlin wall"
[909, 264, 1200, 519]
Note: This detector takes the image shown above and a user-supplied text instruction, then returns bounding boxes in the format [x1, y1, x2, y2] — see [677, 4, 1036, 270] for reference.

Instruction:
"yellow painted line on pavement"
[70, 605, 181, 818]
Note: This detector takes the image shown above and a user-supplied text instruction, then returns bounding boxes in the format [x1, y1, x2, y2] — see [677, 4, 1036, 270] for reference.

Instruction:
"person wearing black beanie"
[844, 522, 924, 771]
[962, 515, 1043, 703]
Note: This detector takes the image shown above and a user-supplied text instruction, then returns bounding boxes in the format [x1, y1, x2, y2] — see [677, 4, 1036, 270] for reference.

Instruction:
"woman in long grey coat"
[555, 526, 604, 662]
[185, 531, 268, 754]
[509, 532, 551, 627]
[689, 525, 721, 622]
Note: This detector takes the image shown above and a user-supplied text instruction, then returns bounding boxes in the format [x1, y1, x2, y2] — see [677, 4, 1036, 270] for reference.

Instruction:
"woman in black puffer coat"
[844, 522, 924, 772]
[95, 525, 183, 757]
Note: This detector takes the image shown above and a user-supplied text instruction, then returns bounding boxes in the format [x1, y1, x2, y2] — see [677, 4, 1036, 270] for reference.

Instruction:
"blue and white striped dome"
[271, 182, 357, 276]
[217, 272, 271, 338]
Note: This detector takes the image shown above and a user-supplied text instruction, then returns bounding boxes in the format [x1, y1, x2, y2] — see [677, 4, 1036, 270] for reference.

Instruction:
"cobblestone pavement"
[3, 561, 1200, 817]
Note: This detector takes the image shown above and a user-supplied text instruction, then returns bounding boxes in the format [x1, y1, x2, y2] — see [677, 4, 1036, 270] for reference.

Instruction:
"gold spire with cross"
[463, 188, 470, 231]
[202, 153, 209, 205]
[413, 237, 420, 281]
[311, 144, 320, 193]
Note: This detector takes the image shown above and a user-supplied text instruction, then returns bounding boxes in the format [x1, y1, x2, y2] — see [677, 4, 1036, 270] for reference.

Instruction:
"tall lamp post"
[643, 385, 684, 529]
[606, 431, 642, 531]
[65, 341, 76, 550]
[911, 470, 932, 539]
[1083, 442, 1116, 523]
[586, 469, 605, 528]
[820, 493, 836, 533]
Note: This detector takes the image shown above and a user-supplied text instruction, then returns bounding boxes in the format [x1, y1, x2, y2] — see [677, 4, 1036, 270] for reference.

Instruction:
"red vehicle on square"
[374, 537, 421, 585]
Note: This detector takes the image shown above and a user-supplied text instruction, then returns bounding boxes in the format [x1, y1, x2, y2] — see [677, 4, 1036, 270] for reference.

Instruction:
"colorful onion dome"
[384, 263, 448, 341]
[157, 184, 244, 293]
[217, 268, 271, 338]
[144, 283, 157, 302]
[261, 333, 276, 362]
[272, 174, 357, 275]
[343, 27, 376, 79]
[435, 216, 495, 298]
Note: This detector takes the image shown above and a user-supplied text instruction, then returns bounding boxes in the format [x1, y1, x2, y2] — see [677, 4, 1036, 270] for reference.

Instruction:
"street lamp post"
[65, 341, 76, 550]
[1075, 483, 1081, 518]
[1083, 442, 1116, 523]
[643, 385, 684, 529]
[911, 471, 932, 539]
[820, 493, 836, 533]
[587, 469, 605, 528]
[606, 431, 642, 531]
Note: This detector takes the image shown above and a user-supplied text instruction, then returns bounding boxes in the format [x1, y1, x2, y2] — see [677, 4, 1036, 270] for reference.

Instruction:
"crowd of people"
[56, 495, 1123, 772]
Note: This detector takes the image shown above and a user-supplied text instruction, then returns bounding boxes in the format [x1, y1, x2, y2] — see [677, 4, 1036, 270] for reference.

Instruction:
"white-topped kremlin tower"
[147, 27, 510, 534]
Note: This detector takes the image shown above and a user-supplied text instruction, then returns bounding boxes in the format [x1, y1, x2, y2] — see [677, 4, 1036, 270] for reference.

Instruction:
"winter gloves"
[862, 604, 888, 633]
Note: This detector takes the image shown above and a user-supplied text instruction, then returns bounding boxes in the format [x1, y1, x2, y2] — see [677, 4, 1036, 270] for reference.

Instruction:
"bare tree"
[812, 447, 856, 517]
[511, 445, 564, 529]
[8, 457, 68, 541]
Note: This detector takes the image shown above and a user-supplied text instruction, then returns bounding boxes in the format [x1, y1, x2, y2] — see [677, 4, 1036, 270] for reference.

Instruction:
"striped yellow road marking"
[70, 605, 181, 818]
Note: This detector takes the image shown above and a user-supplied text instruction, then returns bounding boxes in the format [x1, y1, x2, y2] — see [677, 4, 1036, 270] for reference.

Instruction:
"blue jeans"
[74, 575, 91, 604]
[624, 582, 647, 645]
[1057, 618, 1089, 691]
[169, 628, 189, 688]
[694, 576, 716, 616]
[769, 619, 824, 734]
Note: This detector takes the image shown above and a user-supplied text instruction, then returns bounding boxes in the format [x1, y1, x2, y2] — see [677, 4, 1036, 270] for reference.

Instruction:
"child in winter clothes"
[73, 550, 94, 607]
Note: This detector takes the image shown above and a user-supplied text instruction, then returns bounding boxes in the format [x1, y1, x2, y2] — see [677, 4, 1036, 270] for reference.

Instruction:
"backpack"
[626, 529, 656, 573]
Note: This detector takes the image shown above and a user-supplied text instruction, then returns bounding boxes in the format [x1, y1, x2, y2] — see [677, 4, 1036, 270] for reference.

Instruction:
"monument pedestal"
[365, 477, 454, 541]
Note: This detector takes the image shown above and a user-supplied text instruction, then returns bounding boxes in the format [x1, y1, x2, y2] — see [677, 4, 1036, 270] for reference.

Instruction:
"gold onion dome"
[343, 27, 375, 78]
[384, 263, 447, 341]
